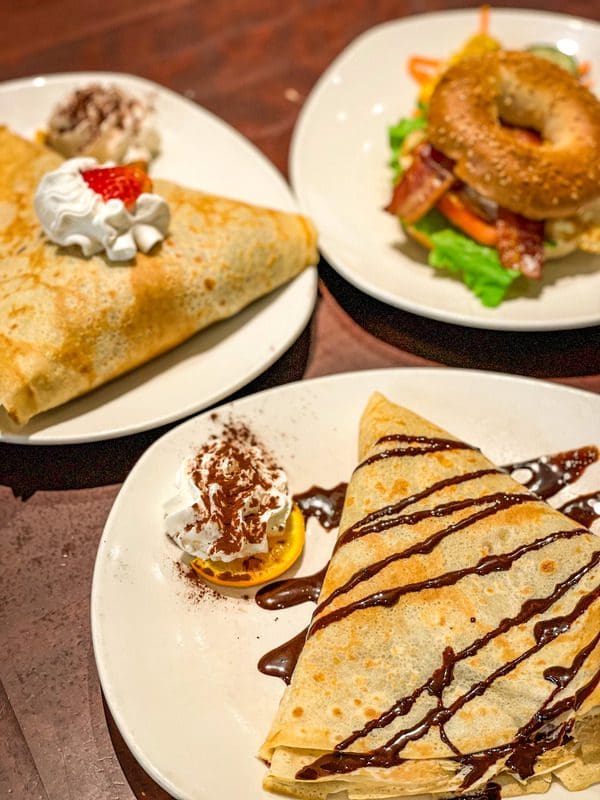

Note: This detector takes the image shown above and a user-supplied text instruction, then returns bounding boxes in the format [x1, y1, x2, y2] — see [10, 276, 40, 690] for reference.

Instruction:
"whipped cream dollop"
[34, 158, 170, 261]
[46, 84, 160, 164]
[165, 424, 292, 563]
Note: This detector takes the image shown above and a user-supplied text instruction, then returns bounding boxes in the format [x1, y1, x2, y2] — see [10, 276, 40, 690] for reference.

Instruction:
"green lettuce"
[412, 213, 521, 308]
[388, 116, 427, 182]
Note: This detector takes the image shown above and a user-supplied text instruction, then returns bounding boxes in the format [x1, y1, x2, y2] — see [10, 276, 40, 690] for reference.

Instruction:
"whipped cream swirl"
[34, 157, 170, 261]
[165, 426, 292, 562]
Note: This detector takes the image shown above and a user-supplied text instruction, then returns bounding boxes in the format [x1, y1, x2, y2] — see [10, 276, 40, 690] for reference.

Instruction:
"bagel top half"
[427, 50, 600, 220]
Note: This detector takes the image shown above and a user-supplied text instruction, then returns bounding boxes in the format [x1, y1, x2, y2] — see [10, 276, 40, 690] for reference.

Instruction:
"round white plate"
[91, 368, 600, 800]
[0, 72, 317, 444]
[290, 9, 600, 331]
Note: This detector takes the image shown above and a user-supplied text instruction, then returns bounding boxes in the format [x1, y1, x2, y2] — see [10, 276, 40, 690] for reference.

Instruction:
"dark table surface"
[1, 1, 599, 799]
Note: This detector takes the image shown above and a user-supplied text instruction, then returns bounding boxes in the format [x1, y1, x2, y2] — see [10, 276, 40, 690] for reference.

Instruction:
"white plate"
[91, 368, 600, 800]
[0, 72, 317, 444]
[290, 9, 600, 331]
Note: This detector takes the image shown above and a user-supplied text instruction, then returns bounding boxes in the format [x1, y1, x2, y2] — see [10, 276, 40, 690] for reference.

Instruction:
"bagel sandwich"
[386, 49, 600, 307]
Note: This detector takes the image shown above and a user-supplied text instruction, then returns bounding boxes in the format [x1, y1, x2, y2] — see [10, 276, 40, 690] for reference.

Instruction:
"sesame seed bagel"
[427, 51, 600, 220]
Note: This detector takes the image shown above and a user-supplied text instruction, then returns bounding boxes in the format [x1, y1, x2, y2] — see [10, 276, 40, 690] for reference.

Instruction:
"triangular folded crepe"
[261, 393, 600, 799]
[0, 127, 317, 423]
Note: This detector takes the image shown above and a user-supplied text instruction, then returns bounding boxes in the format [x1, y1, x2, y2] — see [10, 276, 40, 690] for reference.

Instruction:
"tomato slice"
[190, 504, 305, 588]
[436, 192, 498, 246]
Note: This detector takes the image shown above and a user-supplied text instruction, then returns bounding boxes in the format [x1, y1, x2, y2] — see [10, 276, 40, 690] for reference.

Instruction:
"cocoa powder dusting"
[174, 562, 224, 604]
[185, 421, 287, 558]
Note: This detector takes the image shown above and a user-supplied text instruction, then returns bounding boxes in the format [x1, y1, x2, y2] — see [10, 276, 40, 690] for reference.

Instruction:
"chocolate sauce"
[558, 490, 600, 528]
[357, 435, 477, 471]
[297, 552, 599, 781]
[336, 487, 529, 552]
[503, 446, 598, 500]
[466, 631, 600, 786]
[458, 783, 502, 800]
[331, 553, 600, 753]
[256, 439, 600, 782]
[257, 627, 308, 684]
[255, 566, 327, 610]
[336, 469, 499, 551]
[310, 527, 587, 639]
[315, 493, 534, 620]
[503, 722, 571, 781]
[293, 483, 347, 530]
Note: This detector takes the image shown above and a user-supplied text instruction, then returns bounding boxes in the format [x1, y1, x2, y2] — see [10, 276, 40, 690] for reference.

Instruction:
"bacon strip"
[386, 143, 455, 224]
[496, 209, 545, 279]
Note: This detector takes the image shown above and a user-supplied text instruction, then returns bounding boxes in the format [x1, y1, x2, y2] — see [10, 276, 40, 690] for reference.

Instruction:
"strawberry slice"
[80, 162, 152, 209]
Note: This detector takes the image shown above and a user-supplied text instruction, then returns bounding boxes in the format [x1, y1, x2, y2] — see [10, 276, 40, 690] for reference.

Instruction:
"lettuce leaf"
[426, 227, 521, 308]
[388, 116, 427, 182]
[411, 208, 449, 240]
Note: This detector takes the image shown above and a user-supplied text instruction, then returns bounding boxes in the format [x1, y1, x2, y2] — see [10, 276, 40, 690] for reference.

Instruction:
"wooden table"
[1, 1, 599, 798]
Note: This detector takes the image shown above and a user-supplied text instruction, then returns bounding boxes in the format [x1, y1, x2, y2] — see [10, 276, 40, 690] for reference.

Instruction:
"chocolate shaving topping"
[185, 422, 286, 558]
[49, 84, 147, 137]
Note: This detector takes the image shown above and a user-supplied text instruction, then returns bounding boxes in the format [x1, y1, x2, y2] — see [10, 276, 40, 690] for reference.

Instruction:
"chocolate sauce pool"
[504, 446, 598, 500]
[256, 443, 600, 784]
[255, 566, 327, 611]
[293, 482, 347, 530]
[559, 490, 600, 528]
[256, 626, 309, 684]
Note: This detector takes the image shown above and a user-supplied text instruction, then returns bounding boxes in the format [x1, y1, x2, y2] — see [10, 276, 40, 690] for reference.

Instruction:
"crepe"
[261, 393, 600, 799]
[0, 126, 317, 424]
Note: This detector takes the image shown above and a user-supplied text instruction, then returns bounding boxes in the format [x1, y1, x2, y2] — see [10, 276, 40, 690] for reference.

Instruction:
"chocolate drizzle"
[256, 439, 600, 785]
[558, 490, 600, 528]
[336, 469, 499, 551]
[463, 631, 600, 786]
[459, 783, 502, 800]
[357, 434, 478, 471]
[297, 566, 599, 781]
[330, 553, 600, 752]
[314, 493, 535, 621]
[257, 627, 309, 685]
[504, 446, 598, 500]
[255, 566, 327, 610]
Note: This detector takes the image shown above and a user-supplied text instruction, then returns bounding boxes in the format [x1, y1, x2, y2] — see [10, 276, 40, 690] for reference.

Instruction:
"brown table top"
[1, 1, 599, 798]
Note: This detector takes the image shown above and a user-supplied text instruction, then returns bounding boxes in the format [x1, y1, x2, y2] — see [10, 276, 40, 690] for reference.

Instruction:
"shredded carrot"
[479, 4, 490, 35]
[409, 55, 440, 68]
[407, 55, 441, 84]
[578, 61, 591, 76]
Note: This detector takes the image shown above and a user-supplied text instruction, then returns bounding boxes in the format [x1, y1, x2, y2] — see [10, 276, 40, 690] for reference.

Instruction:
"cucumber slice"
[527, 45, 578, 76]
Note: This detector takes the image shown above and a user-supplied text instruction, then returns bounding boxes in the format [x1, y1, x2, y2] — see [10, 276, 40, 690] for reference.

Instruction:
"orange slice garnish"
[190, 504, 305, 588]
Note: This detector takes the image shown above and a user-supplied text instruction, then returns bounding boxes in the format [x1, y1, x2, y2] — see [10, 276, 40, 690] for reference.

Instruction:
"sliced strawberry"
[80, 163, 152, 209]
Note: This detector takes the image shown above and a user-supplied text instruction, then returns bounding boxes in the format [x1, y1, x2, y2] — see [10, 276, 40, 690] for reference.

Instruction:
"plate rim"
[0, 70, 318, 445]
[289, 8, 600, 332]
[91, 365, 600, 800]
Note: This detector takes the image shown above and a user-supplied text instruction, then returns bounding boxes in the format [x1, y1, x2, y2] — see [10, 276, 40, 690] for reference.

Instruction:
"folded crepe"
[260, 393, 600, 799]
[0, 126, 317, 424]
